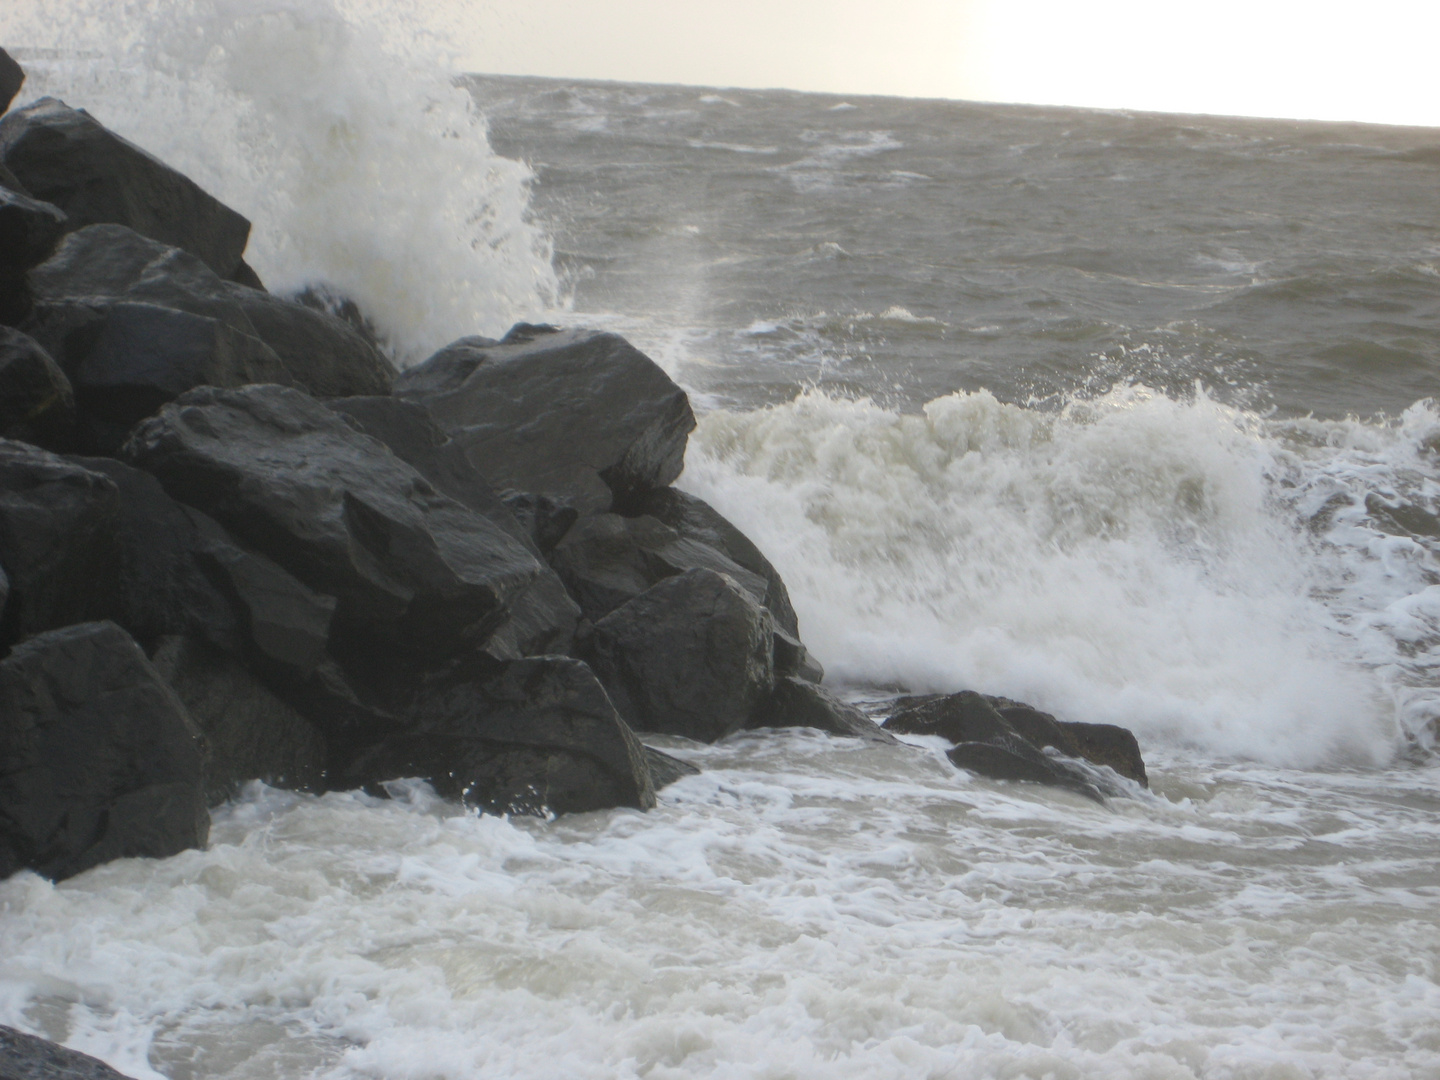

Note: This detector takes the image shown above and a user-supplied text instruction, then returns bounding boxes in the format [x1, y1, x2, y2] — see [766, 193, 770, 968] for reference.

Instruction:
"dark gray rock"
[0, 440, 119, 649]
[346, 656, 655, 816]
[0, 97, 251, 279]
[750, 677, 898, 743]
[946, 739, 1104, 803]
[0, 1024, 139, 1080]
[223, 284, 395, 398]
[0, 621, 208, 881]
[500, 491, 579, 556]
[550, 512, 767, 623]
[772, 627, 824, 683]
[642, 745, 700, 790]
[0, 327, 73, 447]
[326, 395, 579, 660]
[123, 384, 541, 657]
[623, 487, 799, 637]
[0, 183, 66, 325]
[396, 327, 695, 515]
[587, 568, 775, 742]
[0, 49, 24, 114]
[151, 635, 328, 806]
[0, 562, 8, 622]
[884, 690, 1013, 744]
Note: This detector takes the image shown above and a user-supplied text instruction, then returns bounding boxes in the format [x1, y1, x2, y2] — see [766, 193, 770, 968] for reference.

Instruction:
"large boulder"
[328, 395, 579, 659]
[0, 621, 209, 881]
[1, 182, 66, 324]
[624, 487, 799, 637]
[549, 512, 766, 623]
[990, 697, 1148, 787]
[345, 656, 655, 816]
[1, 1024, 140, 1080]
[396, 326, 695, 515]
[151, 635, 328, 806]
[123, 384, 541, 657]
[0, 327, 73, 447]
[224, 285, 395, 397]
[0, 440, 119, 649]
[749, 677, 897, 743]
[25, 225, 290, 450]
[0, 97, 251, 279]
[0, 48, 24, 114]
[586, 568, 775, 742]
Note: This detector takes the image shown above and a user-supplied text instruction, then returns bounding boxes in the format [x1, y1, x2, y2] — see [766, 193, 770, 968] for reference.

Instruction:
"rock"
[1, 183, 66, 324]
[0, 562, 8, 622]
[0, 48, 24, 114]
[123, 384, 541, 657]
[151, 635, 328, 805]
[884, 691, 1145, 797]
[0, 621, 208, 881]
[0, 327, 73, 448]
[549, 512, 767, 623]
[750, 677, 898, 743]
[345, 656, 655, 816]
[0, 97, 251, 279]
[0, 440, 119, 649]
[587, 568, 775, 742]
[223, 284, 395, 398]
[0, 1024, 140, 1080]
[772, 627, 824, 683]
[623, 487, 800, 637]
[643, 745, 700, 790]
[326, 395, 579, 660]
[396, 327, 695, 515]
[500, 491, 579, 556]
[25, 225, 291, 450]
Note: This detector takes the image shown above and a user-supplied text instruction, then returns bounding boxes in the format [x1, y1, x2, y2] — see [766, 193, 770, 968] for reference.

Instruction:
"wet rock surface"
[0, 1024, 138, 1080]
[0, 327, 73, 447]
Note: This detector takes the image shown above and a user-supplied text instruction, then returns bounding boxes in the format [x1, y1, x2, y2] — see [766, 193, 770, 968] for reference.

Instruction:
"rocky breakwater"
[0, 46, 1148, 889]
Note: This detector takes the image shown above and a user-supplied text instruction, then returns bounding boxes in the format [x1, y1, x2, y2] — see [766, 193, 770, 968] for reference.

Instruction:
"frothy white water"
[682, 385, 1440, 766]
[1, 0, 560, 361]
[2, 755, 1437, 1080]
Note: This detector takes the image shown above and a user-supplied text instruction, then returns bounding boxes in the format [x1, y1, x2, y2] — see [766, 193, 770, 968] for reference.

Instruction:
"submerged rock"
[123, 383, 541, 658]
[750, 677, 898, 743]
[587, 568, 775, 742]
[0, 97, 252, 279]
[0, 621, 208, 882]
[396, 327, 695, 515]
[346, 656, 655, 816]
[0, 327, 73, 448]
[0, 1024, 139, 1080]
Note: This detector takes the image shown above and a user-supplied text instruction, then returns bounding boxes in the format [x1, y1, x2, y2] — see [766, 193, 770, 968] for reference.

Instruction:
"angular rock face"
[642, 745, 700, 790]
[396, 328, 696, 515]
[1, 1024, 139, 1080]
[623, 487, 799, 637]
[0, 182, 66, 325]
[123, 384, 541, 657]
[0, 327, 73, 447]
[346, 656, 655, 816]
[0, 97, 252, 279]
[328, 395, 580, 660]
[223, 284, 395, 398]
[550, 512, 767, 623]
[883, 691, 1146, 798]
[151, 635, 328, 806]
[0, 48, 23, 115]
[750, 677, 897, 743]
[587, 568, 775, 742]
[0, 440, 119, 649]
[0, 621, 209, 882]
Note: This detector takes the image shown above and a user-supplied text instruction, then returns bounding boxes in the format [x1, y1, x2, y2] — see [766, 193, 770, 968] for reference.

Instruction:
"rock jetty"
[0, 48, 1148, 883]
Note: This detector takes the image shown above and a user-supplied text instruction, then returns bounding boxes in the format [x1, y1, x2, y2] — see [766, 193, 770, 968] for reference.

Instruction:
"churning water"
[2, 3, 1438, 1078]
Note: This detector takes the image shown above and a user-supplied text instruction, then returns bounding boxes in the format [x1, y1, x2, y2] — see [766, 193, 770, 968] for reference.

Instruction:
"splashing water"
[1, 0, 561, 361]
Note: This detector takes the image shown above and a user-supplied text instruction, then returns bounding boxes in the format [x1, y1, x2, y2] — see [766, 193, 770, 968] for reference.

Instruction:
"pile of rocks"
[0, 49, 1147, 883]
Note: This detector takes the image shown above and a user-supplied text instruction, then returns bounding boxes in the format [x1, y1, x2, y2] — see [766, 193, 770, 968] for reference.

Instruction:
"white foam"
[1, 0, 560, 362]
[681, 384, 1422, 766]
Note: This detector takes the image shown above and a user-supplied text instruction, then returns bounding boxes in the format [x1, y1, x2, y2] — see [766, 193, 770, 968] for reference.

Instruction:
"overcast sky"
[452, 0, 1440, 127]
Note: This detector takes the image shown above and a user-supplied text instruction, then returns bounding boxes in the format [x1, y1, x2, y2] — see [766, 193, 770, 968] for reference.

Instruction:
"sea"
[1, 3, 1438, 1079]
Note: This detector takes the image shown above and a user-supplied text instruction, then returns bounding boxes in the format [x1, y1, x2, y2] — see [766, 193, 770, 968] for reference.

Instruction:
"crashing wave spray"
[682, 384, 1428, 768]
[1, 0, 561, 362]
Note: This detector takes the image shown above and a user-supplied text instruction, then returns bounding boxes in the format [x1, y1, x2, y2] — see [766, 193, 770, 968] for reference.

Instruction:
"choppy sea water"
[2, 3, 1439, 1078]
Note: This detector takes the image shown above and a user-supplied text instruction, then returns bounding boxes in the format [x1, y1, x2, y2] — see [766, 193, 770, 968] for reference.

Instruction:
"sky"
[454, 0, 1440, 127]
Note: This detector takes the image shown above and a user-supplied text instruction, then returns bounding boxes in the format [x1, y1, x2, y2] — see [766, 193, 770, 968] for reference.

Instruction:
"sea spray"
[681, 384, 1424, 765]
[0, 0, 560, 361]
